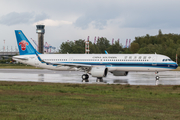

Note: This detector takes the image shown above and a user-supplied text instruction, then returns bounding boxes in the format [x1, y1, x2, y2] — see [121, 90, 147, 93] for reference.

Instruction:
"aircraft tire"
[155, 76, 160, 80]
[82, 74, 89, 80]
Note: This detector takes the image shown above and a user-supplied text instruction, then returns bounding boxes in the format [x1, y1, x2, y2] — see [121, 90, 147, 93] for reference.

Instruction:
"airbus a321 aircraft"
[13, 30, 178, 82]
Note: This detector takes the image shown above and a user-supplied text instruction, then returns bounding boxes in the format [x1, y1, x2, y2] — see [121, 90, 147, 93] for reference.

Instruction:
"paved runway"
[0, 69, 180, 85]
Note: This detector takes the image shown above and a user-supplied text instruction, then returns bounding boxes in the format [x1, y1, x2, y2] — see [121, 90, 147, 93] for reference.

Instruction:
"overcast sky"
[0, 0, 180, 51]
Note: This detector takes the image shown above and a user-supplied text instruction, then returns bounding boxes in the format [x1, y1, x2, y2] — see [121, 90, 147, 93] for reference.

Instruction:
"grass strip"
[0, 64, 40, 69]
[0, 82, 180, 120]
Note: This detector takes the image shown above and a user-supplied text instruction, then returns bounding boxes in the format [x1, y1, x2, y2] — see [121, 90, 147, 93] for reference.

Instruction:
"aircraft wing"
[35, 52, 92, 69]
[46, 62, 92, 68]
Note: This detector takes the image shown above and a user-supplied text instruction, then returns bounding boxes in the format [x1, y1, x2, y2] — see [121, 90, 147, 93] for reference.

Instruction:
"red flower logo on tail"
[19, 40, 29, 51]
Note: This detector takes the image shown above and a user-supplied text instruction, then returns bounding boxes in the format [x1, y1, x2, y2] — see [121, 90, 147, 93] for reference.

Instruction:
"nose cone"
[173, 62, 178, 69]
[175, 63, 178, 68]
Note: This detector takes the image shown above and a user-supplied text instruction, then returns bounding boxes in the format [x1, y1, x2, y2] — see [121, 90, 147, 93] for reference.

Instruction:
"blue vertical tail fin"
[15, 30, 40, 55]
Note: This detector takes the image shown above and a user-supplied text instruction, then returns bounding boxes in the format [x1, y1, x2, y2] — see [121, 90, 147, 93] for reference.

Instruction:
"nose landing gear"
[155, 71, 159, 80]
[154, 71, 160, 85]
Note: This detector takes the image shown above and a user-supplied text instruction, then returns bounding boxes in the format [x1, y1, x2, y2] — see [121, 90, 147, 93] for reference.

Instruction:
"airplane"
[12, 30, 178, 82]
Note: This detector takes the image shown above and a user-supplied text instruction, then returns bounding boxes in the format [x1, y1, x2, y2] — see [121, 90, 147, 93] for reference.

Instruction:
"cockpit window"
[163, 59, 172, 61]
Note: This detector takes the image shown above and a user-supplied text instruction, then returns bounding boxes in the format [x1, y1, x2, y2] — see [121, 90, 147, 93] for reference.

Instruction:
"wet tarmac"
[0, 69, 180, 85]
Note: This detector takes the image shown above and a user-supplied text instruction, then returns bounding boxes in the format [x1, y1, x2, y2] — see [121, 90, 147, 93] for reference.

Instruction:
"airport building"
[0, 52, 19, 60]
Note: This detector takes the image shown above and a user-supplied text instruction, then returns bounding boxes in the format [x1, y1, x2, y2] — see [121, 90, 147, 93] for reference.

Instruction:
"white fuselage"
[13, 53, 178, 72]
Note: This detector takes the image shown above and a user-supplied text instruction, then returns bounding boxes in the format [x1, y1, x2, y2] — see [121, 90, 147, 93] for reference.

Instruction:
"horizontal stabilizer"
[12, 56, 28, 60]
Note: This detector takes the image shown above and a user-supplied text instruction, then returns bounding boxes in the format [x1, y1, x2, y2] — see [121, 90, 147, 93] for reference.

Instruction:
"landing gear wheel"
[82, 74, 89, 80]
[155, 76, 159, 80]
[81, 74, 89, 82]
[96, 77, 103, 82]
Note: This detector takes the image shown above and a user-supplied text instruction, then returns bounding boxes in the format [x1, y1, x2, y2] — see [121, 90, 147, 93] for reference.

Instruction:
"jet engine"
[111, 71, 128, 76]
[90, 66, 108, 77]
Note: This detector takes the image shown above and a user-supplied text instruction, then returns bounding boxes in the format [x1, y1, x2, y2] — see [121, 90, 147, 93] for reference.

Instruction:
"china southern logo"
[19, 40, 29, 51]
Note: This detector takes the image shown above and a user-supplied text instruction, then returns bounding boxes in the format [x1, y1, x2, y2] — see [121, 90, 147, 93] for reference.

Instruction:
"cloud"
[33, 12, 49, 22]
[0, 12, 49, 26]
[74, 3, 120, 30]
[121, 12, 180, 29]
[33, 19, 72, 26]
[73, 0, 180, 30]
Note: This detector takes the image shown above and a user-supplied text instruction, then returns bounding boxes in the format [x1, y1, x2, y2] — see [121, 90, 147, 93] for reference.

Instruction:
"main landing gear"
[81, 74, 104, 83]
[96, 77, 103, 82]
[82, 74, 89, 82]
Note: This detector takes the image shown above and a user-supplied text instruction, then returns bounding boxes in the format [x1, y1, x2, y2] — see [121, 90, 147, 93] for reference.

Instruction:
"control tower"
[36, 25, 45, 53]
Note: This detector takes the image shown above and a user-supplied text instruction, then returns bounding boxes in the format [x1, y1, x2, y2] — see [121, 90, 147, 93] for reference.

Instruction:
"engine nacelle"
[90, 66, 108, 77]
[111, 71, 128, 76]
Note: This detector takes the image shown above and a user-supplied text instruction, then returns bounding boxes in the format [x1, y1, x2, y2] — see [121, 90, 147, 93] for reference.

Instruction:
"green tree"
[108, 41, 123, 53]
[130, 43, 139, 53]
[123, 48, 132, 54]
[158, 29, 163, 37]
[60, 41, 75, 53]
[89, 42, 100, 53]
[96, 37, 110, 53]
[73, 39, 85, 53]
[138, 47, 148, 53]
[176, 47, 180, 64]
